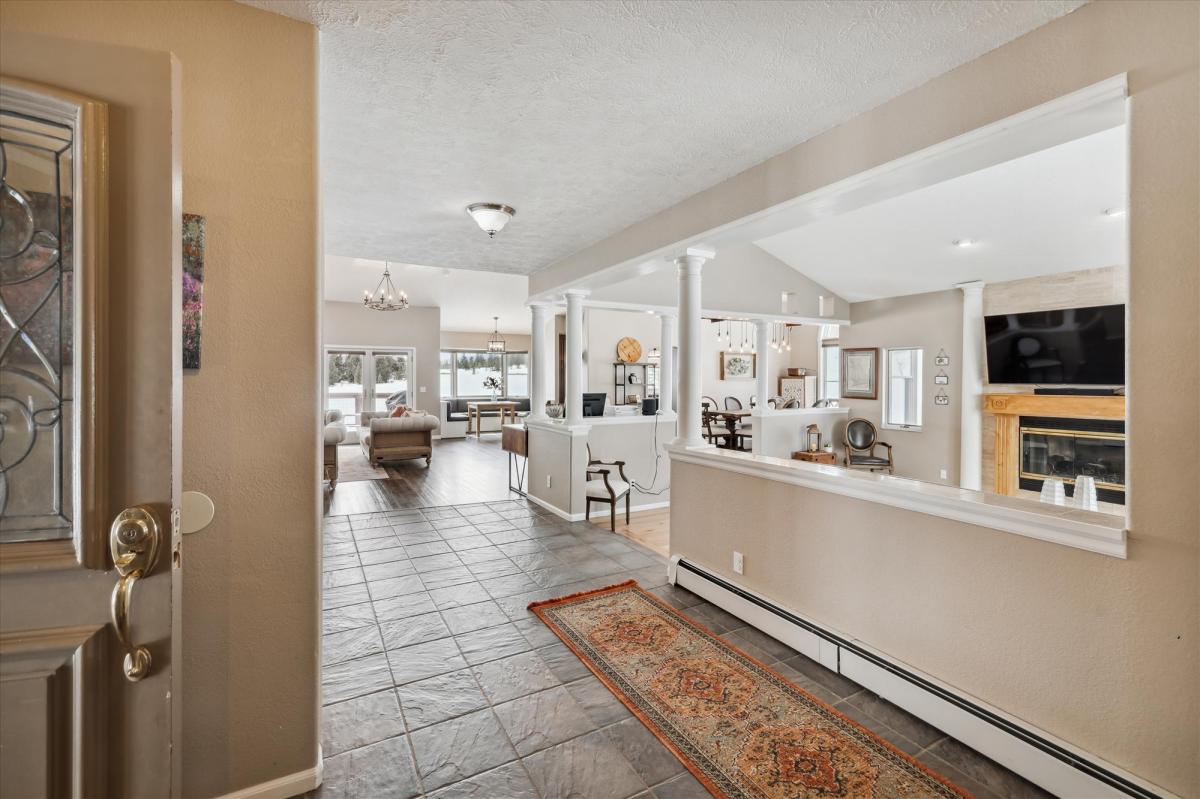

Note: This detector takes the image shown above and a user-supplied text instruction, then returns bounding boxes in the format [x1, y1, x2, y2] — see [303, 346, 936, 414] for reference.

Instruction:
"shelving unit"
[613, 361, 659, 405]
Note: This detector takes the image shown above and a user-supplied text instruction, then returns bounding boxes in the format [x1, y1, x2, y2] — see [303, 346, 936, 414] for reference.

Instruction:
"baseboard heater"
[668, 557, 1170, 799]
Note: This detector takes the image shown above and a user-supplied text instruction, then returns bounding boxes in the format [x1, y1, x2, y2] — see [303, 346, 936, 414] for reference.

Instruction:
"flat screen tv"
[984, 303, 1125, 386]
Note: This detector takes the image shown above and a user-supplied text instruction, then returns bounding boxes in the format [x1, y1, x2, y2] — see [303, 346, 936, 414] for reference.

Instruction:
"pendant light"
[487, 317, 506, 353]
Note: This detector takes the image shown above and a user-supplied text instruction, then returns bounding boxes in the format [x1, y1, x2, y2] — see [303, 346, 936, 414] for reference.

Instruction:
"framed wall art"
[841, 347, 878, 399]
[719, 351, 756, 380]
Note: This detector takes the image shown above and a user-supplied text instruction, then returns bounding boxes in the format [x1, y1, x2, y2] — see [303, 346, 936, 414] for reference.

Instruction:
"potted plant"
[483, 374, 503, 401]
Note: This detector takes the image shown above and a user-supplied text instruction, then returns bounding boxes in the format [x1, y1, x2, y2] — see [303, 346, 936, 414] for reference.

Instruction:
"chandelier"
[487, 317, 506, 353]
[362, 263, 409, 311]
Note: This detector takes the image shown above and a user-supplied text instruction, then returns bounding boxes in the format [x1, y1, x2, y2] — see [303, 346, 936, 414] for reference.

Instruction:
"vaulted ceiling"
[242, 0, 1083, 275]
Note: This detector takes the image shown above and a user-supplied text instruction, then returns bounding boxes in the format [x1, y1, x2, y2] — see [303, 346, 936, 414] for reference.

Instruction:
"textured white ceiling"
[755, 126, 1127, 302]
[241, 0, 1083, 275]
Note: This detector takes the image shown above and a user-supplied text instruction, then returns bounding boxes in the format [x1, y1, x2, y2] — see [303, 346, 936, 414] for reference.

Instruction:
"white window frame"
[881, 347, 923, 431]
[818, 325, 840, 401]
[323, 345, 417, 431]
[441, 349, 530, 399]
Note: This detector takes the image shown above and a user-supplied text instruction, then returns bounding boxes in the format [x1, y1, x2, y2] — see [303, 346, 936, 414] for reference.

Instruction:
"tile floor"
[315, 500, 1052, 799]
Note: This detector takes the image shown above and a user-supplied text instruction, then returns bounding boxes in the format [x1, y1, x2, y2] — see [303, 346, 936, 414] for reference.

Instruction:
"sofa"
[360, 409, 440, 465]
[323, 409, 348, 486]
[439, 396, 531, 438]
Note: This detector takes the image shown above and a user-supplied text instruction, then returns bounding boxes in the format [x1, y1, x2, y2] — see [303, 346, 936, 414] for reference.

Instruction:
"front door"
[0, 31, 181, 798]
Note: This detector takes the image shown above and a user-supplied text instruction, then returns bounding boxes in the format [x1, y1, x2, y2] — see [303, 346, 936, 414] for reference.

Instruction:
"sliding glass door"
[325, 348, 413, 435]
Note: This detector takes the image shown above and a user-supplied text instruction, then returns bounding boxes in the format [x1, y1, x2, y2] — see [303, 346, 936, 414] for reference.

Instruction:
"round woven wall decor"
[616, 337, 642, 363]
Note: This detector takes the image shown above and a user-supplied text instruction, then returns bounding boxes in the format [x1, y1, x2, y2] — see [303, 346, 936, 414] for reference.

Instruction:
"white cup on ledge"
[1074, 475, 1099, 511]
[1039, 478, 1067, 506]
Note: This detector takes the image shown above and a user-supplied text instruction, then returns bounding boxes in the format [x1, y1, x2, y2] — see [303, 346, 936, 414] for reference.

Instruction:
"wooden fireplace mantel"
[982, 393, 1126, 420]
[983, 393, 1126, 495]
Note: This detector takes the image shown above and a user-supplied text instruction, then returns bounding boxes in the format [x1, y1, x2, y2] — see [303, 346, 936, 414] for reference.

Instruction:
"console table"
[792, 450, 837, 465]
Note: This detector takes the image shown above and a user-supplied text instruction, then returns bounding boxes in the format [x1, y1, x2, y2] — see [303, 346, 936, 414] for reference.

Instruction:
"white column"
[658, 312, 676, 414]
[528, 302, 549, 420]
[564, 289, 588, 425]
[674, 248, 713, 446]
[957, 281, 985, 490]
[753, 319, 770, 412]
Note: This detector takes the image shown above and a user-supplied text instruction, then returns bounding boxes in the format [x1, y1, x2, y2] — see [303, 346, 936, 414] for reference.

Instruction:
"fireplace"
[1019, 416, 1125, 504]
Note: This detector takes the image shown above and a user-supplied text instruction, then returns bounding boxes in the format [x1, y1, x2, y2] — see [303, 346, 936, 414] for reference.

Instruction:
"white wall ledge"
[666, 444, 1127, 558]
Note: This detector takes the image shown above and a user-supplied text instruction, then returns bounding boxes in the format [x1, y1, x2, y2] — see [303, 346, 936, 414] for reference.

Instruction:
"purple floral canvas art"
[182, 213, 205, 370]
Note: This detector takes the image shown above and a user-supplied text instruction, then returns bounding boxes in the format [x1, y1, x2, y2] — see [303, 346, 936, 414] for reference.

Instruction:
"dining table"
[705, 408, 751, 449]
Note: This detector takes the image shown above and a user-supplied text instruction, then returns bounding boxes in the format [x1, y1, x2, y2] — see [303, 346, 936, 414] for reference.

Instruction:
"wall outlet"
[546, 475, 552, 489]
[420, 386, 427, 393]
[732, 551, 744, 575]
[940, 468, 948, 480]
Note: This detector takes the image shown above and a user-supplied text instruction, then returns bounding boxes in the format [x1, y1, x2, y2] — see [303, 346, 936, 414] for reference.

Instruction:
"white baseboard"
[526, 493, 671, 523]
[212, 753, 323, 799]
[670, 558, 1174, 799]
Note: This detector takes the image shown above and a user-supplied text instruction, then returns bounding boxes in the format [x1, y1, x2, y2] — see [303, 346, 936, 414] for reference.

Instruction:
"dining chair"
[702, 412, 736, 449]
[702, 395, 718, 412]
[724, 396, 743, 410]
[585, 444, 631, 531]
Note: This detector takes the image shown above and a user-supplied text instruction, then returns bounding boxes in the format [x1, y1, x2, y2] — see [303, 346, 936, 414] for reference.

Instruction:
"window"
[883, 347, 923, 430]
[818, 325, 840, 400]
[440, 350, 529, 398]
[324, 348, 412, 432]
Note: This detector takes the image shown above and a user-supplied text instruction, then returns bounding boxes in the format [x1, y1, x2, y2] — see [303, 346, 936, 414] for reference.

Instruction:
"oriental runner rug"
[529, 581, 969, 799]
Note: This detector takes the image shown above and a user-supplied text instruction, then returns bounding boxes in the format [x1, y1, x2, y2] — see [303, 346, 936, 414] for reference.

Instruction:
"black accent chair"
[843, 418, 894, 474]
[585, 444, 630, 531]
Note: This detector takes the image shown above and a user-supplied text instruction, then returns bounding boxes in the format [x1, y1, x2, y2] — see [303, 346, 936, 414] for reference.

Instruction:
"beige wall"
[587, 308, 662, 403]
[0, 2, 321, 796]
[324, 301, 441, 414]
[840, 290, 963, 484]
[662, 3, 1199, 794]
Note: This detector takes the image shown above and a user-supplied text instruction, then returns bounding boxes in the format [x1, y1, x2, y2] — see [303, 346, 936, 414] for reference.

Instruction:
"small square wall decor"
[182, 213, 206, 370]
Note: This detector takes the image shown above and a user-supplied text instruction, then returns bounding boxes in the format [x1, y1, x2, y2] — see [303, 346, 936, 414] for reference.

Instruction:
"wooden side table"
[792, 450, 837, 465]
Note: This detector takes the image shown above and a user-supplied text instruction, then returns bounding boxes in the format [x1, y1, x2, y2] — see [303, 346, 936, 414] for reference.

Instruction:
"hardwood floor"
[324, 435, 517, 515]
[588, 507, 669, 557]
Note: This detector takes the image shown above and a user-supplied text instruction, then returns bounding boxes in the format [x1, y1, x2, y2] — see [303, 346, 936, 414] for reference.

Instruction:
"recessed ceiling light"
[952, 238, 975, 248]
[467, 203, 516, 237]
[1103, 208, 1126, 217]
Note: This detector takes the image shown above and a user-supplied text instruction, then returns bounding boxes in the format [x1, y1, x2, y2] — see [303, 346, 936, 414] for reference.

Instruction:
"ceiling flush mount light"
[487, 316, 506, 353]
[467, 203, 516, 238]
[952, 238, 976, 248]
[362, 262, 409, 311]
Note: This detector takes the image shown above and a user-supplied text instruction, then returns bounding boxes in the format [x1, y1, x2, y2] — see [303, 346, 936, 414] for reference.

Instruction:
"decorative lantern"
[806, 424, 821, 453]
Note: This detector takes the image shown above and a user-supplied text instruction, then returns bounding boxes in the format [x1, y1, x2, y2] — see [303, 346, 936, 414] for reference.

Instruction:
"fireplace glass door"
[1019, 416, 1125, 504]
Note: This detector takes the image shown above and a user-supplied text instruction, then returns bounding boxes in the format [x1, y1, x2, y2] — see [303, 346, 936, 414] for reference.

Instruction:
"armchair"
[843, 418, 894, 474]
[323, 409, 347, 486]
[360, 409, 440, 466]
[585, 444, 631, 531]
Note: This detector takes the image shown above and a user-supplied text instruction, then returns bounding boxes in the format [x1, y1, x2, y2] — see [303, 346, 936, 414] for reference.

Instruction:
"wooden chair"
[843, 418, 895, 474]
[702, 411, 737, 448]
[724, 396, 743, 410]
[585, 444, 630, 531]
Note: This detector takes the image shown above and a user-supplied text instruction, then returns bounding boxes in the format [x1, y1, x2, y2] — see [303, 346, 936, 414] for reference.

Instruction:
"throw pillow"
[389, 405, 408, 418]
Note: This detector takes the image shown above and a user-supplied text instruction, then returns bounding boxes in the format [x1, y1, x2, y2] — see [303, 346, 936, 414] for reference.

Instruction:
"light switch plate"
[732, 551, 744, 574]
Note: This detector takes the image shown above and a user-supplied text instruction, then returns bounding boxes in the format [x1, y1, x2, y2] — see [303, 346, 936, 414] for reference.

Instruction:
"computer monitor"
[582, 392, 606, 417]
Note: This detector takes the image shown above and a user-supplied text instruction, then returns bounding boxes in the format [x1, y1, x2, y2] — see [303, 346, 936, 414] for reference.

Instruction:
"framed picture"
[841, 347, 878, 399]
[934, 371, 950, 385]
[719, 351, 756, 380]
[182, 213, 206, 370]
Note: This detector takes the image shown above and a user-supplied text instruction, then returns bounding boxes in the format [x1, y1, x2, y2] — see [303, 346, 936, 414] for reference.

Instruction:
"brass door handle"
[109, 505, 162, 682]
